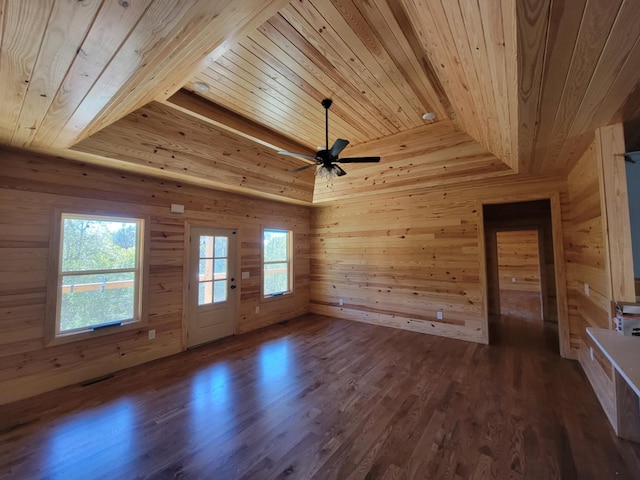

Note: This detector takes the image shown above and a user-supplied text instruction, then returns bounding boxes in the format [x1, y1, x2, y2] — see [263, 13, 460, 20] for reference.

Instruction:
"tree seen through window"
[58, 215, 142, 333]
[263, 229, 291, 296]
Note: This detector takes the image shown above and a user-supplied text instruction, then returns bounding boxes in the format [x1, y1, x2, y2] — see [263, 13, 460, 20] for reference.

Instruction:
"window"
[263, 229, 292, 297]
[198, 235, 228, 305]
[52, 213, 145, 338]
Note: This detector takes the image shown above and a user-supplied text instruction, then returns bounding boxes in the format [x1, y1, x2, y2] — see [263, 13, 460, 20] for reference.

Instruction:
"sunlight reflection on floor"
[44, 399, 135, 477]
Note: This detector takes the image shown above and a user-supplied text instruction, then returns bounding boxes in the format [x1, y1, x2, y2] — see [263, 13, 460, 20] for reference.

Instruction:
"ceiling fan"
[278, 98, 380, 178]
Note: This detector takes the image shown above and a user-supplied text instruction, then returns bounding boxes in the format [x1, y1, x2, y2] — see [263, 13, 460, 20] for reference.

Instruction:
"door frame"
[181, 221, 240, 350]
[479, 192, 570, 358]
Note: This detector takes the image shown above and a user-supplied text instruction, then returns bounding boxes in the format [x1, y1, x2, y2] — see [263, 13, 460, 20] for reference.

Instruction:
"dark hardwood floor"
[1, 314, 639, 479]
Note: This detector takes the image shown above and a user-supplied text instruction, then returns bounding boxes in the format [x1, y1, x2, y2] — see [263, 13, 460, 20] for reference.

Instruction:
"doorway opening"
[483, 200, 560, 353]
[496, 229, 543, 322]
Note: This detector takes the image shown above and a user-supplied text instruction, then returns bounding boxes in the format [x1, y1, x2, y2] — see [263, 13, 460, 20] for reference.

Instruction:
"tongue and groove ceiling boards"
[1, 0, 640, 204]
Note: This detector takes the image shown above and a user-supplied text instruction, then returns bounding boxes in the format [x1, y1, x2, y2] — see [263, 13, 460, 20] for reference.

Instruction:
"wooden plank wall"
[310, 174, 566, 345]
[0, 148, 310, 405]
[563, 124, 636, 434]
[496, 230, 542, 321]
[563, 136, 616, 426]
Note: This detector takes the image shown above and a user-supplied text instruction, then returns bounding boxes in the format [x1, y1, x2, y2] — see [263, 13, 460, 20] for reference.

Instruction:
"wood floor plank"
[0, 314, 639, 479]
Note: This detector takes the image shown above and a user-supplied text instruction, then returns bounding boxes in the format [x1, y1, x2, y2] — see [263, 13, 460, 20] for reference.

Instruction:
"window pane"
[199, 259, 213, 281]
[214, 259, 227, 278]
[200, 236, 214, 258]
[213, 280, 227, 303]
[264, 263, 288, 295]
[61, 218, 138, 272]
[264, 230, 288, 262]
[199, 281, 213, 305]
[214, 236, 228, 258]
[60, 272, 135, 332]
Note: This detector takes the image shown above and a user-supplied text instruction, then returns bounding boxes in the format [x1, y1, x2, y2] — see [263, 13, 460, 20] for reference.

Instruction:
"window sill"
[262, 291, 293, 303]
[47, 319, 144, 347]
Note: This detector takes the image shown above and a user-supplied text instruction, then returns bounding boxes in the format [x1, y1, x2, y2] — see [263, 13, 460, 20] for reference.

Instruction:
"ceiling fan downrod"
[322, 98, 332, 152]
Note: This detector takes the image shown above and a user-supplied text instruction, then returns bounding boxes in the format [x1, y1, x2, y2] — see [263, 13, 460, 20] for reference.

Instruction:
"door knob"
[230, 285, 237, 290]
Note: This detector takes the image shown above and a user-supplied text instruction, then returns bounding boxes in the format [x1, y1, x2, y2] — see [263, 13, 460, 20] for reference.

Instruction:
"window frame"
[261, 228, 293, 299]
[46, 209, 149, 346]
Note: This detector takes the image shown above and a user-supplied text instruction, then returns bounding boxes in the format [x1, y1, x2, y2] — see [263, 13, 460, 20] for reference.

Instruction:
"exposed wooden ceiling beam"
[164, 89, 316, 157]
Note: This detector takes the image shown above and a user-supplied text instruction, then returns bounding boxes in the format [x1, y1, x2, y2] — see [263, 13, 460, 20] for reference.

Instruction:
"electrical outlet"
[437, 311, 443, 320]
[148, 329, 156, 340]
[255, 306, 260, 314]
[584, 283, 590, 296]
[590, 346, 594, 361]
[339, 298, 344, 306]
[511, 277, 516, 283]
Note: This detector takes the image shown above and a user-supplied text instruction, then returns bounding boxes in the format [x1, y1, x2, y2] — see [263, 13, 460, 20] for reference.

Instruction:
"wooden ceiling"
[1, 0, 640, 204]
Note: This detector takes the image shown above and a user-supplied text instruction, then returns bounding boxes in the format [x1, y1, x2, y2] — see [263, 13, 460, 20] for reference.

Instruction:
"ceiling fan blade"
[329, 138, 349, 158]
[290, 163, 318, 173]
[278, 151, 318, 162]
[334, 165, 347, 176]
[336, 156, 381, 163]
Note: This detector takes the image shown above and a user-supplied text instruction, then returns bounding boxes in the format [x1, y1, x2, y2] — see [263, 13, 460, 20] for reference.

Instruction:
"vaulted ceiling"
[1, 0, 640, 204]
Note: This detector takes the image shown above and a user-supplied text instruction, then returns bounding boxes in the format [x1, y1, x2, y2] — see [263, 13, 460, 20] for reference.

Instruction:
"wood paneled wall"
[0, 148, 310, 405]
[563, 136, 610, 350]
[496, 230, 542, 321]
[310, 174, 567, 345]
[562, 124, 634, 430]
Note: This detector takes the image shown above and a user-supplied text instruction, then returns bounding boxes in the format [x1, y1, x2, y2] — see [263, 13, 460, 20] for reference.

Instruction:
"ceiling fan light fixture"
[316, 164, 338, 181]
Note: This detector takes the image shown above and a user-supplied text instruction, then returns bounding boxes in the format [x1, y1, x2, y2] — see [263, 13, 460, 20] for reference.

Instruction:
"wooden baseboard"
[310, 304, 486, 344]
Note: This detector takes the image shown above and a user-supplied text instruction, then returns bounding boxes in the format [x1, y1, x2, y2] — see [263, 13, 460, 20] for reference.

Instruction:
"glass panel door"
[188, 227, 237, 348]
[197, 235, 229, 305]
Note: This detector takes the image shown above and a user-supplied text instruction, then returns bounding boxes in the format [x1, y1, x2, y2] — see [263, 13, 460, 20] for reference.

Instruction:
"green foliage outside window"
[58, 216, 141, 333]
[263, 230, 291, 296]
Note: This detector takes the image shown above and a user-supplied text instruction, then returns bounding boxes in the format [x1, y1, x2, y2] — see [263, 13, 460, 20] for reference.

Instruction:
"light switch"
[242, 271, 250, 279]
